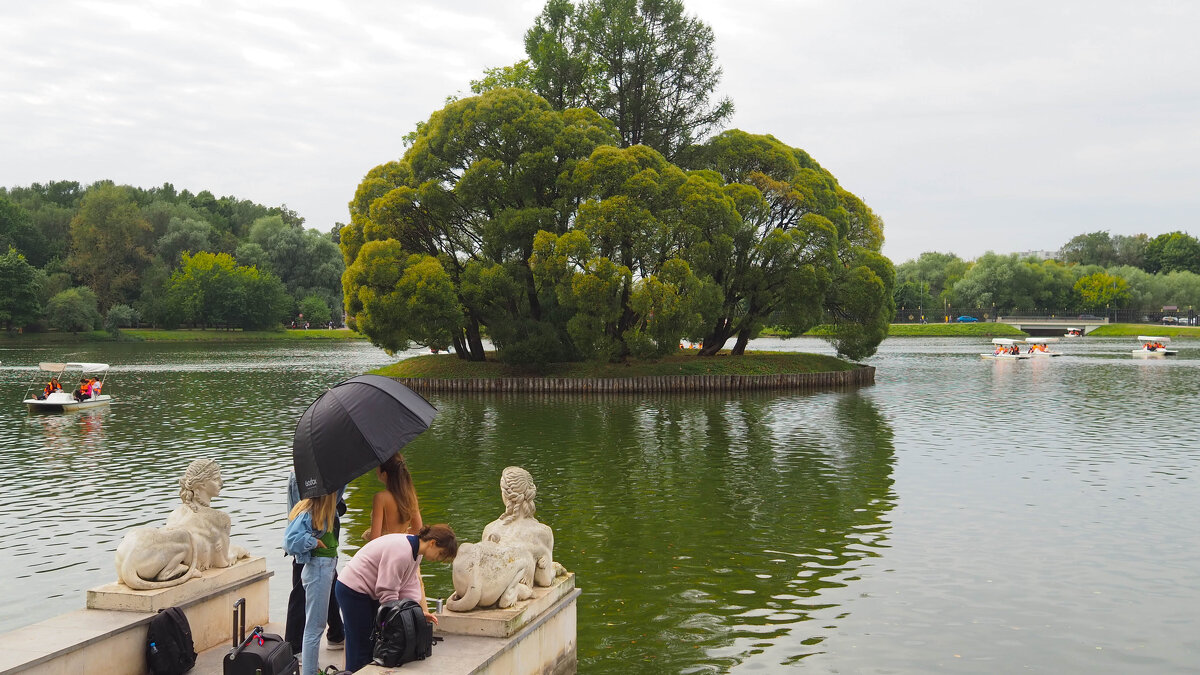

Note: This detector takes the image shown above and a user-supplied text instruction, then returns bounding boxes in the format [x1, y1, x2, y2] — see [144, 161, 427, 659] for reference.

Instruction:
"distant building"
[1013, 249, 1057, 260]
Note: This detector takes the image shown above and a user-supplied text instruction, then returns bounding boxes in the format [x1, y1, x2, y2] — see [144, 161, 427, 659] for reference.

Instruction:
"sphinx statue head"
[114, 458, 249, 590]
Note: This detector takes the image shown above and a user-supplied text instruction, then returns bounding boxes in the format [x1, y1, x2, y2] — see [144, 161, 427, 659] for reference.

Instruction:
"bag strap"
[400, 604, 419, 659]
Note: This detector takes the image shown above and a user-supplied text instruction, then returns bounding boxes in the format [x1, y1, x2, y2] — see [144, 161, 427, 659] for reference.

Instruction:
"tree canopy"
[523, 0, 733, 161]
[0, 247, 41, 330]
[342, 88, 620, 360]
[345, 91, 893, 362]
[0, 179, 344, 331]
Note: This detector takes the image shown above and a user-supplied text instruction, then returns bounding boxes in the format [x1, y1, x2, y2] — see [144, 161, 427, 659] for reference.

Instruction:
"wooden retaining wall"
[392, 365, 874, 394]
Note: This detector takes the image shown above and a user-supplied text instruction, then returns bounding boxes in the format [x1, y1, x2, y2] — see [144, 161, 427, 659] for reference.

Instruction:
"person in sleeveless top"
[362, 453, 423, 541]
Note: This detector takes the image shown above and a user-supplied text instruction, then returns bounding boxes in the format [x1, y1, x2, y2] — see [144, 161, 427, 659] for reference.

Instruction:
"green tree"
[68, 183, 154, 309]
[103, 304, 140, 335]
[524, 0, 734, 161]
[297, 294, 331, 326]
[895, 251, 969, 305]
[1074, 272, 1130, 312]
[342, 88, 619, 361]
[247, 215, 345, 314]
[530, 144, 721, 359]
[684, 130, 892, 359]
[1112, 233, 1148, 269]
[342, 242, 463, 354]
[155, 216, 216, 266]
[46, 286, 101, 333]
[893, 280, 933, 313]
[470, 60, 536, 94]
[167, 251, 290, 330]
[0, 196, 50, 267]
[1143, 231, 1200, 274]
[1058, 231, 1117, 266]
[167, 252, 244, 328]
[0, 247, 41, 330]
[950, 253, 1074, 313]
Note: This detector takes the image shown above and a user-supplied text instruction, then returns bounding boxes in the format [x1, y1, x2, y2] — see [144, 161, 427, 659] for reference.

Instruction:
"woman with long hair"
[362, 453, 423, 541]
[283, 490, 342, 675]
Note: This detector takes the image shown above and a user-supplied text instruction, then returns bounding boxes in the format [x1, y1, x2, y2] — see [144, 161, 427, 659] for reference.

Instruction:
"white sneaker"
[326, 638, 344, 651]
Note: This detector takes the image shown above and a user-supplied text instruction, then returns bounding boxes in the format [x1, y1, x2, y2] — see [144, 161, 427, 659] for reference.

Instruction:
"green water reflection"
[346, 391, 895, 672]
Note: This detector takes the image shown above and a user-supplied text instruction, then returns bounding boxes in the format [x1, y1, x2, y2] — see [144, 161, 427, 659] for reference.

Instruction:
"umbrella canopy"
[292, 375, 437, 499]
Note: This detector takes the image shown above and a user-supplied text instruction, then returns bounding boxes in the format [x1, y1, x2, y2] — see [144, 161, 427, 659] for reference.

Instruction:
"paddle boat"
[1132, 336, 1176, 358]
[1024, 337, 1063, 357]
[1064, 327, 1083, 337]
[23, 362, 113, 412]
[981, 338, 1031, 360]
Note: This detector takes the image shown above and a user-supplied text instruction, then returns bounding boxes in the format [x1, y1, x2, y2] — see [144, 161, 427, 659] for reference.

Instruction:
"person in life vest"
[91, 379, 102, 396]
[73, 377, 92, 402]
[35, 377, 61, 400]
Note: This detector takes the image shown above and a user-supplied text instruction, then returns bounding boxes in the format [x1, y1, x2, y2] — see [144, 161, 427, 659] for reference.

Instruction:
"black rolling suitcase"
[224, 597, 299, 675]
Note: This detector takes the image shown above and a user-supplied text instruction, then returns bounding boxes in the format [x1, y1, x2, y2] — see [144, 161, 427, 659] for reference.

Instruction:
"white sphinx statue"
[114, 459, 249, 590]
[446, 466, 568, 611]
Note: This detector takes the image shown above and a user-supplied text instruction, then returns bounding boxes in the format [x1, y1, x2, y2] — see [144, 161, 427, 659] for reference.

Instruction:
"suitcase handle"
[229, 625, 264, 658]
[231, 597, 245, 649]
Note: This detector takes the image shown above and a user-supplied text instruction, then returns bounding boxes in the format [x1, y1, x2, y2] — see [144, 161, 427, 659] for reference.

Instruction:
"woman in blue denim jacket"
[283, 490, 340, 675]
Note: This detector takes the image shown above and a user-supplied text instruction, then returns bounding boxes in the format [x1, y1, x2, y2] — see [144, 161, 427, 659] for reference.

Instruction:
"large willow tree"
[683, 130, 895, 359]
[341, 88, 619, 361]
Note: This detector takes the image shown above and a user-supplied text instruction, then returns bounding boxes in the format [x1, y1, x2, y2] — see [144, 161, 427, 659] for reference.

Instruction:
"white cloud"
[2, 0, 1198, 262]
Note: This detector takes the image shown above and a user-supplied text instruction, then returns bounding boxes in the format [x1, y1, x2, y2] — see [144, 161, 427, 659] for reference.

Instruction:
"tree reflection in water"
[361, 390, 895, 674]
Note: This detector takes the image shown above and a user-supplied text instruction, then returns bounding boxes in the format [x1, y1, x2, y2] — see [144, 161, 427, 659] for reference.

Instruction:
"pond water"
[0, 336, 1196, 673]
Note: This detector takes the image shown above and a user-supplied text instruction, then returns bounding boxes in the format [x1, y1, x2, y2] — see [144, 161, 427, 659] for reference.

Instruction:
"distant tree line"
[894, 230, 1200, 316]
[341, 0, 895, 364]
[0, 180, 344, 333]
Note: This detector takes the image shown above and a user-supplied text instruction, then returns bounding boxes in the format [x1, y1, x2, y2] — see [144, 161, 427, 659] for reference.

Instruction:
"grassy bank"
[374, 350, 860, 380]
[1, 328, 366, 343]
[759, 323, 1027, 338]
[883, 323, 1027, 337]
[123, 328, 365, 342]
[1087, 324, 1200, 338]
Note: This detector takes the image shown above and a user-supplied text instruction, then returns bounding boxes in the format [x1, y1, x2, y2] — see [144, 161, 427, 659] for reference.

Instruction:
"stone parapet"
[2, 558, 272, 674]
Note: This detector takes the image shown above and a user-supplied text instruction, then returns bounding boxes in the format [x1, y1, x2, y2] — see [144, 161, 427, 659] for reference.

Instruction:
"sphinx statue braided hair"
[498, 466, 536, 523]
[178, 459, 222, 512]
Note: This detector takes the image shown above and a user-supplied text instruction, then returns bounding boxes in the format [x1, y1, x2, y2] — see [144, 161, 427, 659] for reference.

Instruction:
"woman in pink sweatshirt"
[334, 524, 457, 671]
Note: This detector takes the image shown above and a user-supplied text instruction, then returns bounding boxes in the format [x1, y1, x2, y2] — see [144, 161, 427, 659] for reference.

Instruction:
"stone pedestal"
[88, 556, 271, 653]
[358, 576, 580, 675]
[439, 573, 575, 638]
[2, 557, 272, 675]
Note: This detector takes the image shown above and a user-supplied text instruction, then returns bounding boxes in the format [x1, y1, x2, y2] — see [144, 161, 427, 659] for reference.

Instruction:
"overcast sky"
[3, 1, 1197, 264]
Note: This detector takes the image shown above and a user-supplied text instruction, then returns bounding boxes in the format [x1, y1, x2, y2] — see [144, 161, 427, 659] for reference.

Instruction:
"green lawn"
[374, 350, 860, 379]
[883, 322, 1027, 337]
[759, 322, 1027, 338]
[122, 328, 365, 341]
[1, 328, 367, 343]
[1087, 323, 1200, 338]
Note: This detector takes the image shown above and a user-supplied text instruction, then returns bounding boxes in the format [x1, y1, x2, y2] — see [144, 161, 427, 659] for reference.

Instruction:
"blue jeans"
[300, 556, 337, 675]
[334, 580, 379, 672]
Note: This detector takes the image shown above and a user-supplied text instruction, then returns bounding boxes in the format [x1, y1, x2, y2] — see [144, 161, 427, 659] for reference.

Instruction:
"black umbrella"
[292, 374, 438, 499]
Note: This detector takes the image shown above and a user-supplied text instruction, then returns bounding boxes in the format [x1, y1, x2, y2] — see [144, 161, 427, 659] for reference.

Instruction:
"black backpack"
[146, 606, 197, 675]
[371, 599, 441, 667]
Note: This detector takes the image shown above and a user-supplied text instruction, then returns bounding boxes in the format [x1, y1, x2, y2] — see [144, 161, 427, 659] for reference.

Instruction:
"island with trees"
[339, 0, 893, 391]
